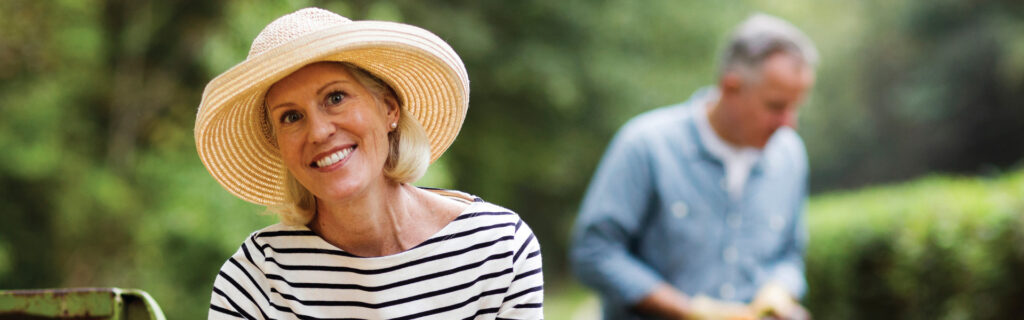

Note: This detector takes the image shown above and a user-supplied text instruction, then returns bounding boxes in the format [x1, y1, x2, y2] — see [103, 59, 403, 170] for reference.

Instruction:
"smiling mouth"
[311, 146, 356, 168]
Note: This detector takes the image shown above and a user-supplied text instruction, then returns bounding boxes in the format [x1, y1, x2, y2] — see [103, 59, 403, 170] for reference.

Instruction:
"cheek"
[757, 109, 778, 126]
[354, 111, 389, 144]
[276, 132, 306, 168]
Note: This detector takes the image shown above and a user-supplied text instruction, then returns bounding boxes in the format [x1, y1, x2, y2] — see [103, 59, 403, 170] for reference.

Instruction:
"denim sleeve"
[767, 199, 808, 299]
[767, 140, 809, 298]
[570, 126, 665, 307]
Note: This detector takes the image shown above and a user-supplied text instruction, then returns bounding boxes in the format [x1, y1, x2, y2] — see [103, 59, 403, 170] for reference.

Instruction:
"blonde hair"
[270, 61, 432, 226]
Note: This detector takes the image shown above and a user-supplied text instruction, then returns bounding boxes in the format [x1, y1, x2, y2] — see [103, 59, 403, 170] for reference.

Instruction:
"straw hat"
[195, 7, 469, 205]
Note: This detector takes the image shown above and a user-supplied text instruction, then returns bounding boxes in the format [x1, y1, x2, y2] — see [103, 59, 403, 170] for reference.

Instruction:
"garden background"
[2, 0, 1023, 319]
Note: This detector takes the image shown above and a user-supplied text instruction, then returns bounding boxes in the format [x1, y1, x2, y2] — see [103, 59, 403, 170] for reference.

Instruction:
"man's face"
[727, 53, 815, 148]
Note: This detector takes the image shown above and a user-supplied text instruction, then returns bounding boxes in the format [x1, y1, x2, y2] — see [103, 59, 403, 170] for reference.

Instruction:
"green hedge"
[805, 168, 1024, 319]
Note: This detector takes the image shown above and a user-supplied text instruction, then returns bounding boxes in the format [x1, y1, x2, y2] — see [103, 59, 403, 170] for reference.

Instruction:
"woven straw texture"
[195, 8, 469, 205]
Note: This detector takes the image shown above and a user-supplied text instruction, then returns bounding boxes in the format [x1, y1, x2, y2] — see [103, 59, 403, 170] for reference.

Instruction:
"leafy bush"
[805, 168, 1024, 319]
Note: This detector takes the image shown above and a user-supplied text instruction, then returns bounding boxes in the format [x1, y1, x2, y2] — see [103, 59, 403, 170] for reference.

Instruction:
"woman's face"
[265, 62, 398, 202]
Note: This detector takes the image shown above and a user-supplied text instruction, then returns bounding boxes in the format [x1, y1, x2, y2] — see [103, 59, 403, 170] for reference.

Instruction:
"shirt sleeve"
[766, 201, 808, 299]
[209, 284, 245, 319]
[208, 237, 271, 320]
[496, 218, 545, 319]
[570, 125, 666, 307]
[766, 138, 809, 299]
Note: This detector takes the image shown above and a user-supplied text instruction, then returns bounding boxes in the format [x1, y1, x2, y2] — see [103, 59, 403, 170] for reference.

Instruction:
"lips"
[310, 146, 356, 168]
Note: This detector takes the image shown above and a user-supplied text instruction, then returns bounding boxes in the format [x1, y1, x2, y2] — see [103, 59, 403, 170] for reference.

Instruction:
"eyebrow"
[316, 80, 348, 95]
[267, 80, 353, 112]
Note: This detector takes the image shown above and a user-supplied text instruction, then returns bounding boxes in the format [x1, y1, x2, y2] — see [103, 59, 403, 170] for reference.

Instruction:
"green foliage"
[799, 0, 1024, 189]
[805, 169, 1024, 319]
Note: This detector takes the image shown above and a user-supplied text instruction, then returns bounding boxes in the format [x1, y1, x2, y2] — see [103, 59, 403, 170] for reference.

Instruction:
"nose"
[307, 110, 336, 144]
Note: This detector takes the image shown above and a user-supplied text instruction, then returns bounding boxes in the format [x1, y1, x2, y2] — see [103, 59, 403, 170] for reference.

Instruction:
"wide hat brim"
[195, 20, 469, 206]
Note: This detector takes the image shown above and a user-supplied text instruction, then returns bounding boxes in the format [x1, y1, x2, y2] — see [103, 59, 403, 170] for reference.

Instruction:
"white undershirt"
[694, 97, 762, 201]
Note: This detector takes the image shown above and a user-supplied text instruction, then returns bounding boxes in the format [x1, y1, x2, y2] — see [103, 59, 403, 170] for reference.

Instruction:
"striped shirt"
[209, 194, 544, 320]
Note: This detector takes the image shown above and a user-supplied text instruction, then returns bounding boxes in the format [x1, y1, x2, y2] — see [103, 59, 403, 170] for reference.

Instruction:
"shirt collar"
[695, 102, 760, 163]
[685, 87, 768, 174]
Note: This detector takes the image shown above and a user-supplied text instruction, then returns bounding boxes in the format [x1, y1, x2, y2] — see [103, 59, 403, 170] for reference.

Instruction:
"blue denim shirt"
[570, 88, 808, 319]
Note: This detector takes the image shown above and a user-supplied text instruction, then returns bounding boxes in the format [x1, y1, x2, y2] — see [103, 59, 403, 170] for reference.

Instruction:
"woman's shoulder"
[422, 188, 519, 219]
[249, 222, 313, 239]
[225, 223, 314, 252]
[429, 189, 539, 243]
[418, 187, 533, 235]
[212, 225, 284, 290]
[420, 187, 478, 204]
[218, 223, 324, 266]
[242, 223, 343, 257]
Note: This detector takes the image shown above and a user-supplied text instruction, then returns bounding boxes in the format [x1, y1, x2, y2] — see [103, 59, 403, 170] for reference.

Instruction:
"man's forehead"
[758, 53, 814, 93]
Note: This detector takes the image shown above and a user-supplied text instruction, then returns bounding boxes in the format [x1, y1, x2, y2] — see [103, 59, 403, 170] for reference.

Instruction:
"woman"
[195, 8, 543, 319]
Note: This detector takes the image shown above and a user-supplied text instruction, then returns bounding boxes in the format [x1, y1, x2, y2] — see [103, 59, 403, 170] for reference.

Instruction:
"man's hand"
[635, 284, 756, 320]
[686, 295, 757, 320]
[750, 283, 810, 320]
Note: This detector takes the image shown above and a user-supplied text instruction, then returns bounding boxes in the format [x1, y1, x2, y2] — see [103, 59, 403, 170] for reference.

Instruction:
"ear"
[382, 95, 400, 128]
[719, 71, 744, 94]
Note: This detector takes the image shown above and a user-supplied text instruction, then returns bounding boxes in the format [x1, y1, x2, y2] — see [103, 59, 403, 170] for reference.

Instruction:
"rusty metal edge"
[0, 287, 117, 317]
[116, 288, 166, 320]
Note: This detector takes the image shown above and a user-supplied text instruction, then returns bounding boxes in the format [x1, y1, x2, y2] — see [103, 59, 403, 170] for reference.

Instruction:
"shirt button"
[719, 283, 735, 300]
[727, 214, 742, 229]
[770, 214, 784, 231]
[719, 178, 728, 190]
[723, 246, 738, 264]
[671, 201, 688, 218]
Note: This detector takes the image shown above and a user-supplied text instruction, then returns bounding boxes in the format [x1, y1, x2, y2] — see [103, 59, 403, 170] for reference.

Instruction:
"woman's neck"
[308, 181, 463, 257]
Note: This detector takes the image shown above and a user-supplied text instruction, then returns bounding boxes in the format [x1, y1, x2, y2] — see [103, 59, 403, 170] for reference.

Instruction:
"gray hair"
[719, 13, 819, 81]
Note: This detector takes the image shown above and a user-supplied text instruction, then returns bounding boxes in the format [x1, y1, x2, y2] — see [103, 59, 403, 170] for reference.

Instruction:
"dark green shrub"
[805, 169, 1024, 319]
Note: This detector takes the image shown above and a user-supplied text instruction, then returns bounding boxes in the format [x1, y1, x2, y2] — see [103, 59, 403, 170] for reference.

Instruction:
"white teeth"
[315, 147, 353, 168]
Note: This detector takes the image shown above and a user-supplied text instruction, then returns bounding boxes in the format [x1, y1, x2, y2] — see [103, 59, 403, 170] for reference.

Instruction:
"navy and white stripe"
[209, 195, 544, 320]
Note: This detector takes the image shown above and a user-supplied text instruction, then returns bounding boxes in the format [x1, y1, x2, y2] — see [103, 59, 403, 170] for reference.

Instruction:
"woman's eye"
[280, 111, 303, 124]
[326, 91, 346, 105]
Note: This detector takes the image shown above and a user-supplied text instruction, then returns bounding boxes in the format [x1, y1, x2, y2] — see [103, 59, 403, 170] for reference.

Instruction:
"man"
[570, 13, 818, 320]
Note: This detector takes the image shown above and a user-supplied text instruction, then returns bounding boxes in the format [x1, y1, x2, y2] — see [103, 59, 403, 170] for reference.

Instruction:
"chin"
[753, 139, 770, 149]
[298, 175, 364, 202]
[323, 182, 369, 201]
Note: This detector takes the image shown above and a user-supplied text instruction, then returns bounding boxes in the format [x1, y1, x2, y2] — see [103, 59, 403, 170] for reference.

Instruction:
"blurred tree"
[801, 0, 1024, 190]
